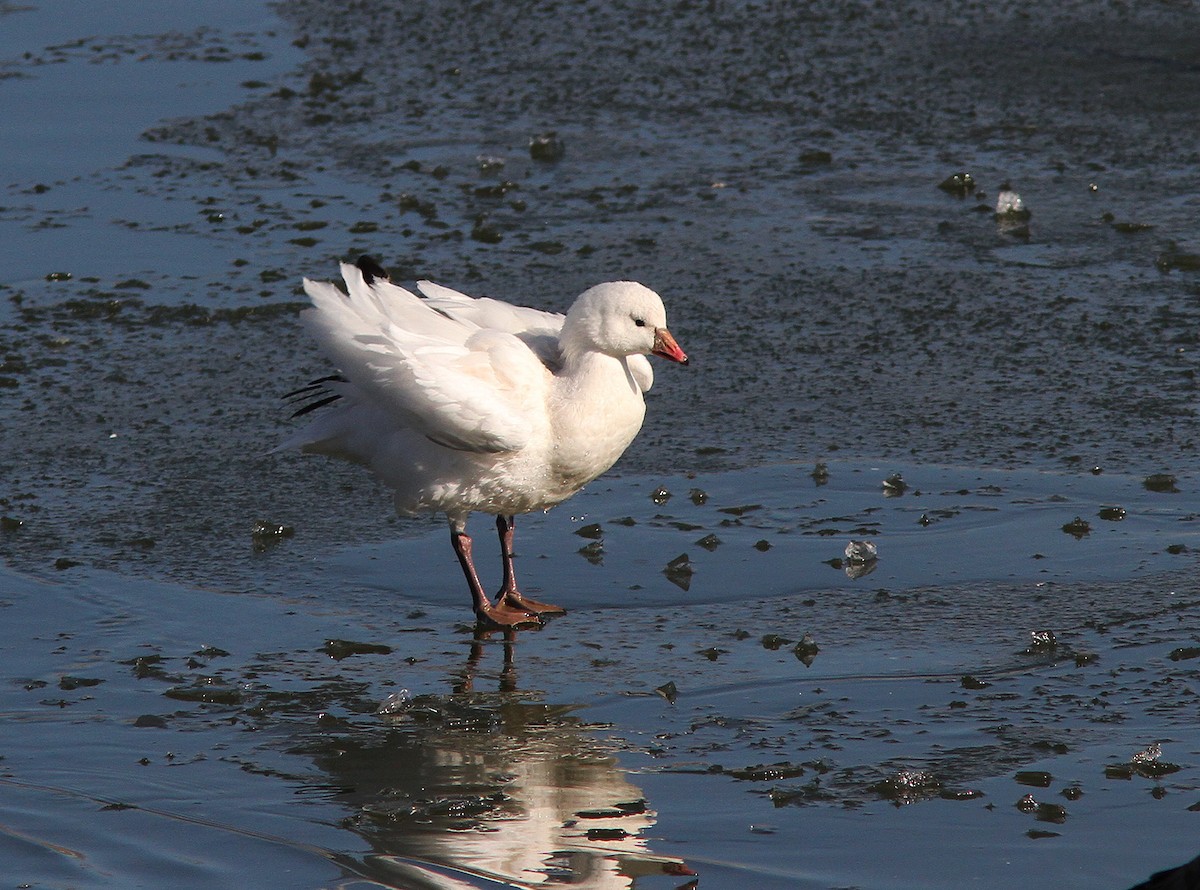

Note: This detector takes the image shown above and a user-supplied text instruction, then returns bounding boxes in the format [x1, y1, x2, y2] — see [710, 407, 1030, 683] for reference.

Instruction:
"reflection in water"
[299, 631, 694, 889]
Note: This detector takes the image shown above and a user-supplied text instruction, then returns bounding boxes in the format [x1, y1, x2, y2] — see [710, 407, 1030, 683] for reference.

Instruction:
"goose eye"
[633, 317, 647, 327]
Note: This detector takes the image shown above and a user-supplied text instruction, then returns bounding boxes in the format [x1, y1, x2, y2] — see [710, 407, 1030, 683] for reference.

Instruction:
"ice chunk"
[844, 540, 878, 564]
[377, 689, 413, 715]
[995, 189, 1025, 215]
[1131, 742, 1162, 764]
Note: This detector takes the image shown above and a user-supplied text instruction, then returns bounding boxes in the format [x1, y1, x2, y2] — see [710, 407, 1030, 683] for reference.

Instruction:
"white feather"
[280, 265, 684, 522]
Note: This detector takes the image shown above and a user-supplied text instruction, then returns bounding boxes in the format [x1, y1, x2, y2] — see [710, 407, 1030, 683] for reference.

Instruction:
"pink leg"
[495, 514, 566, 616]
[449, 522, 539, 629]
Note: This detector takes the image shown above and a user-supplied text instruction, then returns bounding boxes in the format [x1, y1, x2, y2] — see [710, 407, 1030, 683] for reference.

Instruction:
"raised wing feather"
[416, 280, 565, 332]
[414, 279, 655, 390]
[302, 264, 549, 453]
[416, 280, 565, 371]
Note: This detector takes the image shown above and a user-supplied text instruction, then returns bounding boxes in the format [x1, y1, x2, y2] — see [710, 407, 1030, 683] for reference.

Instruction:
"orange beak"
[652, 327, 688, 365]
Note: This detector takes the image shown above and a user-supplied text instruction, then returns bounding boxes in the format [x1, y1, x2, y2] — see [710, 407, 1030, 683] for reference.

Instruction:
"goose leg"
[449, 520, 538, 628]
[494, 514, 567, 616]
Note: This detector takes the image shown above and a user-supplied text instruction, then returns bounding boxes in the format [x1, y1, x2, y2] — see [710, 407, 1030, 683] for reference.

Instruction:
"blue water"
[3, 1, 1200, 887]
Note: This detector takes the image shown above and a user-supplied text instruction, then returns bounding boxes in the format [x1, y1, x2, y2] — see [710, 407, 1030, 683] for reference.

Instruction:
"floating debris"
[59, 676, 104, 691]
[1025, 630, 1057, 653]
[993, 183, 1031, 236]
[396, 193, 438, 219]
[574, 806, 635, 820]
[1131, 743, 1161, 764]
[1061, 517, 1090, 539]
[529, 131, 565, 163]
[323, 639, 394, 660]
[729, 762, 807, 781]
[842, 539, 879, 578]
[1015, 771, 1053, 788]
[470, 216, 502, 244]
[937, 172, 976, 197]
[476, 154, 505, 172]
[1143, 473, 1179, 493]
[995, 187, 1030, 219]
[1106, 742, 1181, 779]
[845, 561, 877, 582]
[377, 689, 413, 715]
[586, 828, 629, 841]
[1155, 243, 1200, 273]
[844, 540, 878, 564]
[663, 553, 693, 590]
[577, 540, 604, 565]
[473, 179, 519, 199]
[718, 503, 761, 517]
[799, 149, 833, 166]
[163, 679, 243, 705]
[873, 770, 941, 804]
[251, 520, 294, 552]
[793, 633, 820, 666]
[939, 788, 985, 801]
[1111, 221, 1154, 234]
[1035, 802, 1068, 824]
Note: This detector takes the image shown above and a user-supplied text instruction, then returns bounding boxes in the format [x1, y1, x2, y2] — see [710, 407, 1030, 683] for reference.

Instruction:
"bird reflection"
[452, 629, 517, 695]
[306, 628, 695, 889]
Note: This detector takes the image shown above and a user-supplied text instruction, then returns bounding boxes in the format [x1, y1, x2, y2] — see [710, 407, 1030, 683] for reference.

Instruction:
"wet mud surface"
[3, 0, 1200, 887]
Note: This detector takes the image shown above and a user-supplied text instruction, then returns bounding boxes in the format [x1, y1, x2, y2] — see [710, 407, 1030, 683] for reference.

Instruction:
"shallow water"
[3, 1, 1200, 887]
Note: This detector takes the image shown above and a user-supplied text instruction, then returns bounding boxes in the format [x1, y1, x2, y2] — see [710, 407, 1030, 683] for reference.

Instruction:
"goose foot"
[498, 590, 566, 617]
[475, 600, 542, 630]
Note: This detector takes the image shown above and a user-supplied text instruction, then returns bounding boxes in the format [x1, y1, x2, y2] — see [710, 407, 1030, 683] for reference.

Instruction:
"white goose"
[279, 256, 688, 627]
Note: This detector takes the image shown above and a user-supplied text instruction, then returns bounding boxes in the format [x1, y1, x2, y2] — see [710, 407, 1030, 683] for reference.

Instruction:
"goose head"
[562, 281, 688, 365]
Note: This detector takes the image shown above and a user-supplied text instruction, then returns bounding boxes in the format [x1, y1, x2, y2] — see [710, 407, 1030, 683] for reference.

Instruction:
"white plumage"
[280, 257, 688, 627]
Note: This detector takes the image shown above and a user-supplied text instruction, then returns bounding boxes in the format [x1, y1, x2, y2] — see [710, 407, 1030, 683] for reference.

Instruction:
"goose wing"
[302, 263, 549, 453]
[416, 280, 566, 371]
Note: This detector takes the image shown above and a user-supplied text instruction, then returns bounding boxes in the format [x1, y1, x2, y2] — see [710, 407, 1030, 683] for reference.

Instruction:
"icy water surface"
[3, 0, 1200, 887]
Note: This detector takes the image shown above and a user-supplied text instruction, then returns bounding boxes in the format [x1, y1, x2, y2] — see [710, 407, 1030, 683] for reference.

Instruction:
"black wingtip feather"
[356, 255, 389, 285]
[282, 373, 346, 401]
[283, 373, 346, 417]
[290, 393, 341, 418]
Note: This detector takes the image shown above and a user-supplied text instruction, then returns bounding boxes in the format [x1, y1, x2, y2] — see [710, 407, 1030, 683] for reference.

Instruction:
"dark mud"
[3, 0, 1200, 887]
